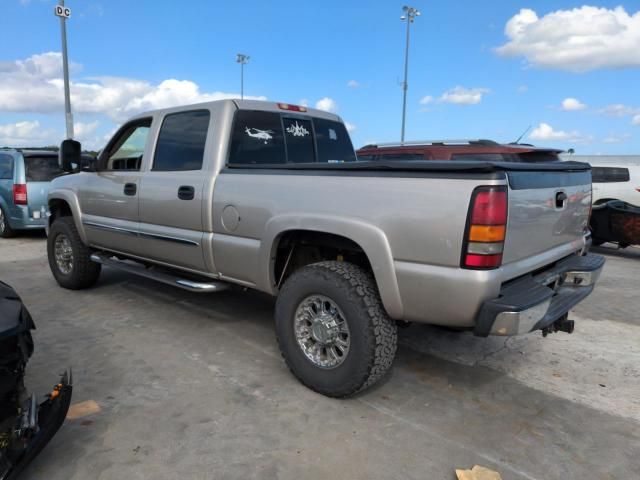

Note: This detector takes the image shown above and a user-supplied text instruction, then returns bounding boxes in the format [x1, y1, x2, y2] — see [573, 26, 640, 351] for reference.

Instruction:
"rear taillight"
[462, 186, 507, 269]
[13, 184, 27, 205]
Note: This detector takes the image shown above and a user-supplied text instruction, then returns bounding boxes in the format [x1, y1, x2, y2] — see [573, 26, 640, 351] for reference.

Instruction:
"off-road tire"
[275, 261, 398, 397]
[0, 206, 17, 238]
[47, 216, 101, 289]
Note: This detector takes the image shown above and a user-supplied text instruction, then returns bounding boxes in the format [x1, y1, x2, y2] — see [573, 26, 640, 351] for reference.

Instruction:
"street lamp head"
[236, 53, 250, 64]
[401, 5, 421, 21]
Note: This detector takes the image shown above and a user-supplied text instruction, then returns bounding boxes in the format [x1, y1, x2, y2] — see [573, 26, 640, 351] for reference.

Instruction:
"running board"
[90, 253, 229, 293]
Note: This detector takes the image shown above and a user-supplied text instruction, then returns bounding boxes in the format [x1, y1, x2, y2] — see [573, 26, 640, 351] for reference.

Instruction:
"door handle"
[178, 185, 195, 201]
[555, 191, 567, 208]
[124, 183, 137, 196]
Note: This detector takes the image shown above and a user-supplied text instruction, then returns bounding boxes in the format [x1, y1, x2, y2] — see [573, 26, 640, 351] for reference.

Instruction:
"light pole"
[54, 0, 74, 139]
[236, 53, 250, 100]
[400, 5, 420, 144]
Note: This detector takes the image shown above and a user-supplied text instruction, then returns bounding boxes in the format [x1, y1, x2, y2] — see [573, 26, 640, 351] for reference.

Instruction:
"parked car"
[0, 149, 64, 238]
[46, 100, 603, 397]
[559, 155, 640, 246]
[356, 140, 563, 162]
[589, 158, 640, 207]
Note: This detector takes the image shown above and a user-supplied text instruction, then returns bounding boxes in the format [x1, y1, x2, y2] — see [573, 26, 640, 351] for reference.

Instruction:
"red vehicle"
[356, 140, 563, 162]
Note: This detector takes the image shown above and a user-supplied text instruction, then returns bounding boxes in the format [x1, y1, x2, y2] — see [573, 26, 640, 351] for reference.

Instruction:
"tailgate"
[502, 170, 591, 264]
[26, 181, 50, 217]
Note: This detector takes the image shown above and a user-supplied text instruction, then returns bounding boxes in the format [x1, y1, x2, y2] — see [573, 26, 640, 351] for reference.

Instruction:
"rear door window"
[591, 167, 630, 183]
[0, 154, 13, 179]
[229, 110, 286, 165]
[25, 156, 63, 182]
[153, 110, 210, 171]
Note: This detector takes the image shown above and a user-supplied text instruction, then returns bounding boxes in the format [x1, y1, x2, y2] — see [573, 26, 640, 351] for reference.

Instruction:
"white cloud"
[496, 6, 640, 72]
[315, 97, 338, 113]
[517, 85, 528, 93]
[344, 122, 356, 133]
[419, 95, 434, 105]
[347, 80, 360, 88]
[603, 133, 632, 143]
[0, 120, 56, 146]
[0, 52, 266, 122]
[561, 98, 587, 111]
[633, 115, 640, 126]
[438, 86, 489, 105]
[298, 98, 309, 107]
[599, 104, 640, 117]
[529, 122, 590, 143]
[74, 121, 100, 139]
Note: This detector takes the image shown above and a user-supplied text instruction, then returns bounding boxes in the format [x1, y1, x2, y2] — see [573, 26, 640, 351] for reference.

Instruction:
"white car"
[562, 155, 640, 206]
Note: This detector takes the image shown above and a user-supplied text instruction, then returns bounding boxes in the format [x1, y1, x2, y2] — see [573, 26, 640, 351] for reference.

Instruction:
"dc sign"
[54, 5, 71, 19]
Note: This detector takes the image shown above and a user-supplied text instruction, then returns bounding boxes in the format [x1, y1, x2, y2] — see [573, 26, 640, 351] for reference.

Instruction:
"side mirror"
[59, 139, 82, 172]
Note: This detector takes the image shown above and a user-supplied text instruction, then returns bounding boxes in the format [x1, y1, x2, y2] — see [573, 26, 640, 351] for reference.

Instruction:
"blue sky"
[1, 0, 639, 153]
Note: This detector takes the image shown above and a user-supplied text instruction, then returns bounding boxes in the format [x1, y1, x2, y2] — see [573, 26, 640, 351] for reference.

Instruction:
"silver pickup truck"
[47, 100, 604, 397]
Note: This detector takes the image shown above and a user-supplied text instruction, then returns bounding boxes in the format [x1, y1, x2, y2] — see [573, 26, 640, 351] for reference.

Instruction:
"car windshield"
[25, 156, 63, 182]
[451, 152, 560, 162]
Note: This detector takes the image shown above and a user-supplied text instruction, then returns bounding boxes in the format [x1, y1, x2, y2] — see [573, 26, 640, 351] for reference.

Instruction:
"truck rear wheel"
[47, 216, 101, 290]
[275, 261, 397, 397]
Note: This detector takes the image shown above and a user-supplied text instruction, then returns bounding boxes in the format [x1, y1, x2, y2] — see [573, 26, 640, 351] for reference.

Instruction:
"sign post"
[54, 1, 74, 139]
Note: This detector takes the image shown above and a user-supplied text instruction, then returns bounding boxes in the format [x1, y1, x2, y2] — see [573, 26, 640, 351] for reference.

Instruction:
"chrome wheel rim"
[0, 209, 5, 234]
[294, 295, 350, 369]
[54, 234, 74, 274]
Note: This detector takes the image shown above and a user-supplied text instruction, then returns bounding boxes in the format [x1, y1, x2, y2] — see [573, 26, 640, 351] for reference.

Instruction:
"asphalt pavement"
[1, 234, 638, 480]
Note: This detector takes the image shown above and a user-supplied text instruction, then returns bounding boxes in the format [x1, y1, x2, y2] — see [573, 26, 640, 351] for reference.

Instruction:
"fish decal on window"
[245, 127, 274, 144]
[286, 121, 310, 137]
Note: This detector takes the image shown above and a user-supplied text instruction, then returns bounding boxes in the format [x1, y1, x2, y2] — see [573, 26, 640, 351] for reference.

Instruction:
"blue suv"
[0, 149, 64, 238]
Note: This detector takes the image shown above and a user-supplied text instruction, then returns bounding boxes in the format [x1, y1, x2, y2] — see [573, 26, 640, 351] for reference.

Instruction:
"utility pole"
[400, 5, 420, 144]
[236, 54, 250, 100]
[54, 0, 74, 138]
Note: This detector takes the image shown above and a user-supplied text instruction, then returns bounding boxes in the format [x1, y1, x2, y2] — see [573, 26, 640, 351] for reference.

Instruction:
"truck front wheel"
[47, 216, 101, 290]
[275, 261, 398, 397]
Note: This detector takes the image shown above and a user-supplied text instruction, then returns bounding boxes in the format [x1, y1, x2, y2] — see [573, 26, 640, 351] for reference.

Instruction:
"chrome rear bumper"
[474, 253, 605, 336]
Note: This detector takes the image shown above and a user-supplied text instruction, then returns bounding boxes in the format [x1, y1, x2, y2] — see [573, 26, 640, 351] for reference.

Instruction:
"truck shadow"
[591, 243, 640, 259]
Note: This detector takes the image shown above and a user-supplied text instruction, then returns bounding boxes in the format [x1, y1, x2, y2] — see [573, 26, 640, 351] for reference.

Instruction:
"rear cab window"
[24, 156, 63, 182]
[228, 110, 355, 165]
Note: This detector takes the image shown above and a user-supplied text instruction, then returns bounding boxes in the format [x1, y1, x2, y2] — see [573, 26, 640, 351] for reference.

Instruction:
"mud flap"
[1, 371, 73, 480]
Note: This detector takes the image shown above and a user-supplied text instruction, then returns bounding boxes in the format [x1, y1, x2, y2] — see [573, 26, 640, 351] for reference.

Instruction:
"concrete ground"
[1, 234, 638, 480]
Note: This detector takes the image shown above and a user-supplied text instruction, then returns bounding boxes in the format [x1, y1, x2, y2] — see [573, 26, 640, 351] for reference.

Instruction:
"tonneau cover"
[226, 160, 591, 173]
